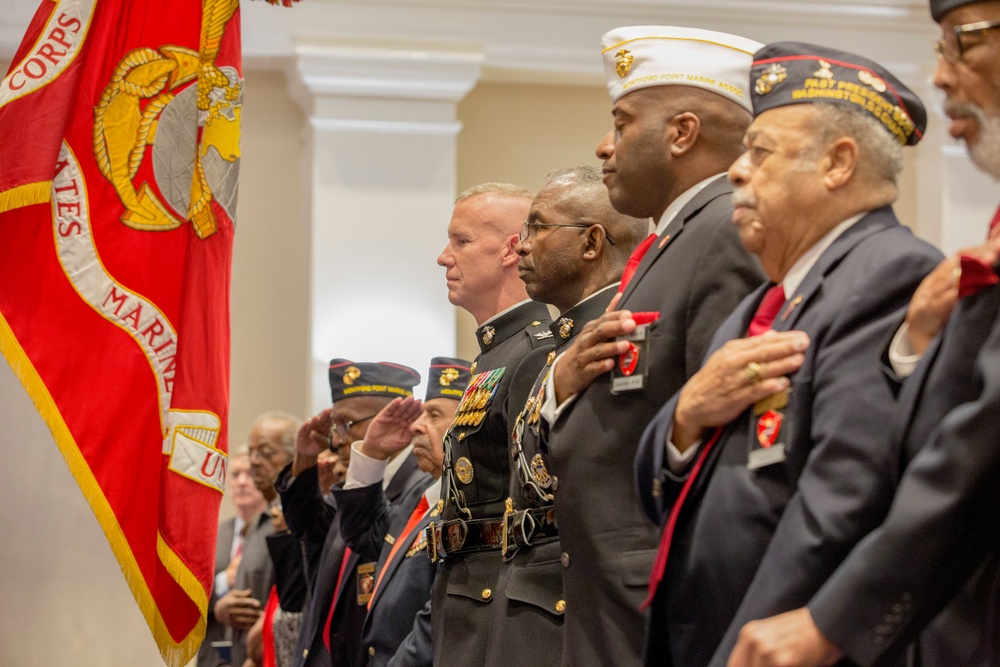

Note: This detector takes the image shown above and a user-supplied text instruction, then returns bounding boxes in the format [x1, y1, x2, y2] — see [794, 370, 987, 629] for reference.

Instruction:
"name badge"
[611, 324, 651, 393]
[747, 389, 790, 470]
[356, 562, 376, 605]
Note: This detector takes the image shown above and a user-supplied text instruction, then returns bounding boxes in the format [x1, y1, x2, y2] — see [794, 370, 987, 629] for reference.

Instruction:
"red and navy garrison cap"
[328, 359, 420, 403]
[930, 0, 985, 21]
[425, 357, 472, 402]
[749, 42, 926, 146]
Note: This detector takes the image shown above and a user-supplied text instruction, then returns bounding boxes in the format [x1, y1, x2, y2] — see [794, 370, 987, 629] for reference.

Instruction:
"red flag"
[0, 0, 240, 664]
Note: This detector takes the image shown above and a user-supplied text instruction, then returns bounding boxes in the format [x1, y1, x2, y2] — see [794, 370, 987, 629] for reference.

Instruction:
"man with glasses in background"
[728, 1, 1000, 665]
[278, 361, 426, 667]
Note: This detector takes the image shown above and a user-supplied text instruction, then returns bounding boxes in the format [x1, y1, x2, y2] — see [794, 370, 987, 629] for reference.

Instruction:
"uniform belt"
[502, 505, 558, 558]
[425, 516, 505, 562]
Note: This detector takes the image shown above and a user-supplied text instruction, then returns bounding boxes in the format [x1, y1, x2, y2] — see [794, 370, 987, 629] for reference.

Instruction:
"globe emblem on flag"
[153, 66, 242, 229]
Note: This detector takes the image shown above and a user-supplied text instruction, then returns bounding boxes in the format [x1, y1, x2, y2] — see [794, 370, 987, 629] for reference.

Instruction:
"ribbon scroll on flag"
[0, 0, 242, 663]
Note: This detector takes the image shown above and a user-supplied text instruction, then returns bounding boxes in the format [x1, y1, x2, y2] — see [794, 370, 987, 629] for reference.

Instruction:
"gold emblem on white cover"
[615, 49, 634, 77]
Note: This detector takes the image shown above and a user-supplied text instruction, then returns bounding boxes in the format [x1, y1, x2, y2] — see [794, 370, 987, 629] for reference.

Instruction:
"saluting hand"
[361, 396, 423, 461]
[292, 408, 333, 476]
[672, 331, 809, 452]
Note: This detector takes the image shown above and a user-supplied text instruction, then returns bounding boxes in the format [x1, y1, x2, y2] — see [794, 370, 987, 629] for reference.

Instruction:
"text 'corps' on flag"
[0, 0, 241, 663]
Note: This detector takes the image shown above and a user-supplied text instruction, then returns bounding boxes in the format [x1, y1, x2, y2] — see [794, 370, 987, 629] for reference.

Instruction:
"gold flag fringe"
[0, 182, 51, 214]
[0, 311, 206, 666]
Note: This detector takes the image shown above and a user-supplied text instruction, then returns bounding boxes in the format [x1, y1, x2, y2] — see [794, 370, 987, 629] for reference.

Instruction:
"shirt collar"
[654, 173, 726, 235]
[383, 444, 414, 490]
[781, 212, 866, 298]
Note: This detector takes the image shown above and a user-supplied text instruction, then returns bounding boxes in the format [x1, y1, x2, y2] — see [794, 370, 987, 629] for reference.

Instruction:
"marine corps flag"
[0, 0, 241, 663]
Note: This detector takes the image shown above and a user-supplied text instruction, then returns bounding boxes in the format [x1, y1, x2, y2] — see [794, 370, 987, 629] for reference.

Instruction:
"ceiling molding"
[3, 0, 939, 89]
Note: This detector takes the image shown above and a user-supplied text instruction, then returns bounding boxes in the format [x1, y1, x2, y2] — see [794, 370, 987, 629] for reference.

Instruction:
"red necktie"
[642, 283, 786, 610]
[368, 495, 430, 610]
[746, 284, 786, 336]
[322, 546, 352, 651]
[261, 586, 279, 667]
[958, 205, 1000, 298]
[618, 233, 657, 292]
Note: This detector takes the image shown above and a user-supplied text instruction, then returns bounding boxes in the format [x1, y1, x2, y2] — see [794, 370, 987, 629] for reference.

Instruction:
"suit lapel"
[620, 175, 733, 305]
[368, 507, 431, 613]
[771, 208, 898, 333]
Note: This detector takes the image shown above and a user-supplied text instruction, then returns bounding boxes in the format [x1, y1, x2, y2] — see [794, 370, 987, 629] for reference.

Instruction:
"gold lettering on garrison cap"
[482, 326, 495, 345]
[814, 59, 834, 79]
[455, 456, 475, 484]
[531, 453, 552, 488]
[755, 63, 787, 95]
[615, 48, 634, 77]
[439, 367, 460, 386]
[343, 366, 361, 386]
[858, 69, 887, 93]
[558, 317, 574, 339]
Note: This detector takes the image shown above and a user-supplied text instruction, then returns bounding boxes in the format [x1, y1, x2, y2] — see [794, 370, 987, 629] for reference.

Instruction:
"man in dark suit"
[199, 446, 268, 667]
[728, 2, 1000, 666]
[427, 183, 553, 665]
[480, 165, 648, 666]
[279, 362, 422, 667]
[333, 358, 471, 666]
[542, 26, 766, 666]
[634, 43, 942, 667]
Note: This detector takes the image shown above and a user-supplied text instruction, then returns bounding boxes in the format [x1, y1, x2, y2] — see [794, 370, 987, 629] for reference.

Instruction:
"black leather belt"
[426, 516, 505, 562]
[502, 505, 558, 558]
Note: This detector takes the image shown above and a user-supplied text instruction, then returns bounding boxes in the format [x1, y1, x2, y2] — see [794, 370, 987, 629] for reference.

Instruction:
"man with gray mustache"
[729, 1, 1000, 666]
[634, 43, 942, 667]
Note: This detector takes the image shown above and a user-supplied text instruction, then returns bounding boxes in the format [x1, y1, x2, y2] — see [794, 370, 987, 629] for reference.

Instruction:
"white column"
[286, 42, 482, 411]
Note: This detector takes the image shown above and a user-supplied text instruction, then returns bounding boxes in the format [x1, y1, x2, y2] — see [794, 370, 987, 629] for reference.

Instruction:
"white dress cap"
[601, 26, 762, 112]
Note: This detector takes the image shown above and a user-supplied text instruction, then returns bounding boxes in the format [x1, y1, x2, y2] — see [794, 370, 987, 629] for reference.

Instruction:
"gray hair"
[252, 411, 301, 457]
[801, 103, 904, 184]
[544, 165, 603, 186]
[230, 443, 249, 459]
[455, 182, 534, 204]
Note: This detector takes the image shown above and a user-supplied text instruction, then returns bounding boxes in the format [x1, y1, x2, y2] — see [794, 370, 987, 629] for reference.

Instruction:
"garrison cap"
[328, 359, 420, 403]
[930, 0, 985, 21]
[601, 26, 762, 111]
[750, 42, 926, 146]
[425, 357, 472, 402]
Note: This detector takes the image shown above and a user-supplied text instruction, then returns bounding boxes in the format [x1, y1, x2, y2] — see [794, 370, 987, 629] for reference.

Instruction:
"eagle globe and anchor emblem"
[88, 2, 242, 486]
[92, 2, 242, 240]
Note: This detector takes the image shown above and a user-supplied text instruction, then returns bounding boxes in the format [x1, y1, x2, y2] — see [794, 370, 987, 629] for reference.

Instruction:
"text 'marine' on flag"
[0, 0, 242, 663]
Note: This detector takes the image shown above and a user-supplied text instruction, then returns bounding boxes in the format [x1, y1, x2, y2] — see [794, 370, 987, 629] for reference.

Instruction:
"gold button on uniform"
[560, 552, 570, 568]
[555, 600, 566, 613]
[369, 647, 376, 656]
[482, 588, 492, 600]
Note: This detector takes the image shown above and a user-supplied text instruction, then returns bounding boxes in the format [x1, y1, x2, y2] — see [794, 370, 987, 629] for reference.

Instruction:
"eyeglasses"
[932, 19, 1000, 63]
[517, 222, 617, 245]
[330, 412, 379, 441]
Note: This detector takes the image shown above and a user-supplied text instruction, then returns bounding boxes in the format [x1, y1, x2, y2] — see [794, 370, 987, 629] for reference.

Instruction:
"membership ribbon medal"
[0, 0, 241, 663]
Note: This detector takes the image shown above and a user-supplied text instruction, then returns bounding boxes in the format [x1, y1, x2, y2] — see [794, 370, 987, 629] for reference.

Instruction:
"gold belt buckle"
[501, 497, 514, 557]
[426, 523, 440, 563]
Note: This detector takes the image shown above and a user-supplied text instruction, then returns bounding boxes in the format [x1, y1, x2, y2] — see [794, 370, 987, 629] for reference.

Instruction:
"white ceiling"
[2, 0, 940, 86]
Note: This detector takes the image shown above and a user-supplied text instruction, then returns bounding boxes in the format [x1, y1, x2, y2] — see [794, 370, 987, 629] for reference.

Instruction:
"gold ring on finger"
[743, 361, 762, 385]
